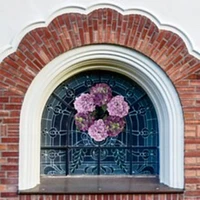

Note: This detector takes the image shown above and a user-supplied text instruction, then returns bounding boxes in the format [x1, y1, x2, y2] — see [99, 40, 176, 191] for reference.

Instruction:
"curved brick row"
[1, 8, 199, 96]
[0, 8, 200, 200]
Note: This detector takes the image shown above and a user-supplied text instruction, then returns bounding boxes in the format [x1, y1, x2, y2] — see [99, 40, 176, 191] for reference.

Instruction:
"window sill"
[19, 176, 184, 194]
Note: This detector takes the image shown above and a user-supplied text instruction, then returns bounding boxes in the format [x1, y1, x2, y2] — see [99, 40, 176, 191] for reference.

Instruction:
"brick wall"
[0, 8, 200, 200]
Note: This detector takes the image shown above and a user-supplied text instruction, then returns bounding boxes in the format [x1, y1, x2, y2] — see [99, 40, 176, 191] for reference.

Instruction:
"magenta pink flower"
[107, 95, 129, 118]
[74, 93, 95, 113]
[73, 83, 130, 141]
[105, 116, 125, 137]
[75, 113, 95, 131]
[88, 119, 108, 141]
[90, 83, 112, 106]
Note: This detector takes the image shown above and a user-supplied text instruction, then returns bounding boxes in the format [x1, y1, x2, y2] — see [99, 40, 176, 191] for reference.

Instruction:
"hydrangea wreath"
[74, 83, 130, 141]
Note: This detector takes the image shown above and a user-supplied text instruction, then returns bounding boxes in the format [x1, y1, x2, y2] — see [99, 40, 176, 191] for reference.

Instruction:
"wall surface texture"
[0, 4, 200, 200]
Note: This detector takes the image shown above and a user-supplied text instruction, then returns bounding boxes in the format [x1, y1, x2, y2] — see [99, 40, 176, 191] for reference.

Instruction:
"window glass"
[41, 70, 159, 176]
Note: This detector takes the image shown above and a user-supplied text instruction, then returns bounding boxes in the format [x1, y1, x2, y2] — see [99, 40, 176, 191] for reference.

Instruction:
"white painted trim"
[19, 44, 184, 190]
[0, 3, 199, 62]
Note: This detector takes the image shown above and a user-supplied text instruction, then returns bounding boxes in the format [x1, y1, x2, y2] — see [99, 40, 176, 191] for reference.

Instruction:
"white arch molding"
[19, 44, 184, 190]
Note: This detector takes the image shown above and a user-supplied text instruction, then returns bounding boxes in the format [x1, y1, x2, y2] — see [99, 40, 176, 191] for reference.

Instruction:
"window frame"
[19, 45, 184, 191]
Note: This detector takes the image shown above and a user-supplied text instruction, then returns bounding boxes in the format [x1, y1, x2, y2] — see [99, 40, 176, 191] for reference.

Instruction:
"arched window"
[19, 45, 184, 191]
[41, 70, 159, 176]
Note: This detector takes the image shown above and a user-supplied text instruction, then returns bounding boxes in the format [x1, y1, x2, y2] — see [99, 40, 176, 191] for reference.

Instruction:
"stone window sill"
[19, 176, 184, 194]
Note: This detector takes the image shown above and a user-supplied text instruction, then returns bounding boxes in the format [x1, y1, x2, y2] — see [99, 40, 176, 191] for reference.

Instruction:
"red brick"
[6, 184, 17, 192]
[0, 110, 9, 117]
[7, 172, 18, 178]
[180, 93, 200, 99]
[0, 158, 7, 164]
[184, 112, 195, 119]
[186, 138, 200, 144]
[185, 191, 200, 196]
[7, 144, 18, 150]
[185, 131, 196, 138]
[185, 183, 197, 190]
[0, 97, 9, 103]
[186, 178, 200, 184]
[1, 179, 18, 184]
[185, 169, 196, 177]
[1, 165, 18, 171]
[185, 157, 197, 164]
[10, 97, 23, 103]
[3, 117, 19, 123]
[7, 158, 18, 163]
[184, 107, 200, 112]
[2, 152, 18, 157]
[1, 192, 18, 198]
[10, 110, 20, 117]
[0, 185, 6, 192]
[185, 144, 197, 150]
[0, 144, 7, 150]
[2, 138, 19, 143]
[0, 124, 7, 136]
[177, 87, 196, 93]
[185, 151, 200, 157]
[5, 104, 21, 110]
[185, 125, 196, 131]
[0, 172, 5, 178]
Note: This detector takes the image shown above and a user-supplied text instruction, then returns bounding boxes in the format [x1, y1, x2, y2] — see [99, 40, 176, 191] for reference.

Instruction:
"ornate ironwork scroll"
[41, 70, 159, 176]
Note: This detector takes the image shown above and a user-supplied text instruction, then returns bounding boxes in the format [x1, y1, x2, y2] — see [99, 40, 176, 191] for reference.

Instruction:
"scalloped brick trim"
[0, 9, 199, 96]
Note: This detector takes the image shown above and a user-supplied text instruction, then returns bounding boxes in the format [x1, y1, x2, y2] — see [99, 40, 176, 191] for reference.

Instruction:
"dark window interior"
[41, 70, 159, 176]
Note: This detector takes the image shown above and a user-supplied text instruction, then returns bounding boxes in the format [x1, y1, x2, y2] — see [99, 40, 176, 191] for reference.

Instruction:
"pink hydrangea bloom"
[88, 119, 108, 141]
[75, 113, 95, 131]
[90, 83, 112, 106]
[74, 93, 95, 113]
[107, 95, 129, 118]
[105, 116, 125, 137]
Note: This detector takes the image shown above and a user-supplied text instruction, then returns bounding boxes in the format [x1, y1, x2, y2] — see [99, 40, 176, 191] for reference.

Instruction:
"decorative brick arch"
[0, 8, 200, 199]
[1, 8, 199, 96]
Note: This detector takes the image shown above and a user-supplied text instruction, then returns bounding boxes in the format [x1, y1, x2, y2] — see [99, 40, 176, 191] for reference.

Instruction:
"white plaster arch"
[19, 44, 184, 190]
[0, 2, 199, 61]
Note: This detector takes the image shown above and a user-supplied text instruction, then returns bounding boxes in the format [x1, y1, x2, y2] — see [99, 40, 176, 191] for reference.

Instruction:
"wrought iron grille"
[41, 70, 159, 176]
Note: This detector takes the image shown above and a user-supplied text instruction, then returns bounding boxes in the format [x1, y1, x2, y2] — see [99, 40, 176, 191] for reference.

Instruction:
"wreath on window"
[74, 83, 130, 141]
